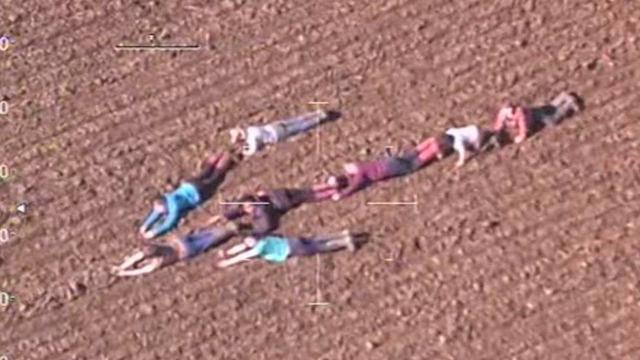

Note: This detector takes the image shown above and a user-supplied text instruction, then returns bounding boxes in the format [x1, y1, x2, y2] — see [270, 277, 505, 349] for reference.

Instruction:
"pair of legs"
[542, 91, 581, 126]
[288, 230, 357, 256]
[269, 109, 329, 141]
[187, 152, 234, 201]
[414, 134, 453, 166]
[290, 183, 340, 203]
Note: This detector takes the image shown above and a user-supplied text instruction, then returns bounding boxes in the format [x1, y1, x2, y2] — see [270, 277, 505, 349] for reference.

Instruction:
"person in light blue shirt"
[216, 230, 358, 268]
[140, 152, 234, 239]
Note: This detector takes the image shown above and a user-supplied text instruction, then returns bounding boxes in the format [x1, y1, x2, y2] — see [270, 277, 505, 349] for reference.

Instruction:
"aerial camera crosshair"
[115, 34, 201, 51]
[307, 254, 331, 307]
[308, 101, 329, 159]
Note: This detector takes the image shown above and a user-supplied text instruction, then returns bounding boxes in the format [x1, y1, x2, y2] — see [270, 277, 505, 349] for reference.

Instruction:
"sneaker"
[345, 235, 356, 252]
[316, 109, 329, 122]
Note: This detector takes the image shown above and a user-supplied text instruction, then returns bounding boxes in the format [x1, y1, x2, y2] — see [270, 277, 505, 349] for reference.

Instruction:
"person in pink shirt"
[327, 133, 454, 200]
[493, 91, 582, 144]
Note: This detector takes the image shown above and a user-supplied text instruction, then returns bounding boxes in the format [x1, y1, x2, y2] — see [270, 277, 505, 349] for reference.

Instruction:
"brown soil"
[1, 1, 640, 359]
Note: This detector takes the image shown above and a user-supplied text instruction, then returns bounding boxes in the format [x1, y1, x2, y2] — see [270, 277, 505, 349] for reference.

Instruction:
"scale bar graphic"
[115, 44, 201, 51]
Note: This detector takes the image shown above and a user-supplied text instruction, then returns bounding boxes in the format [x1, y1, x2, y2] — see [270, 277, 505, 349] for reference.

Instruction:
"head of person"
[343, 162, 359, 175]
[244, 236, 258, 248]
[230, 128, 246, 144]
[437, 133, 454, 156]
[142, 243, 162, 258]
[237, 194, 259, 214]
[499, 103, 519, 118]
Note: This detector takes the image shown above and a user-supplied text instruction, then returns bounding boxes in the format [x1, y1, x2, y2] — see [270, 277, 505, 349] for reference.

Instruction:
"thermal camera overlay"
[1, 1, 640, 359]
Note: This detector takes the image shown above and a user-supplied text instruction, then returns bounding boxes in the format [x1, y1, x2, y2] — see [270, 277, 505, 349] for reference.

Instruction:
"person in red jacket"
[493, 91, 582, 144]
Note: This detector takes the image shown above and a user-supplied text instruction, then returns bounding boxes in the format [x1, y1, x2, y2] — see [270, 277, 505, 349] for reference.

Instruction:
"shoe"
[327, 175, 338, 187]
[316, 109, 329, 122]
[344, 235, 356, 252]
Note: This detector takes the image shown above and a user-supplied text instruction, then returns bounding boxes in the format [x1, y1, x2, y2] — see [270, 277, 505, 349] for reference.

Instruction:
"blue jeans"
[271, 111, 325, 141]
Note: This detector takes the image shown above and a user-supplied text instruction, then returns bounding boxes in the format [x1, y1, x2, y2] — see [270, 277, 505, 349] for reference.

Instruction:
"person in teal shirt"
[140, 152, 235, 239]
[216, 230, 358, 267]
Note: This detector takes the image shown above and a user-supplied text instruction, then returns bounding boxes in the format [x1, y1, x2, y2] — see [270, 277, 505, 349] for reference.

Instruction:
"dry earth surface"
[1, 0, 640, 359]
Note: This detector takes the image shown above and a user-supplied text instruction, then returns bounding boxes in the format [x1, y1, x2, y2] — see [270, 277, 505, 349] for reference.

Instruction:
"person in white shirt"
[230, 109, 330, 156]
[445, 125, 494, 167]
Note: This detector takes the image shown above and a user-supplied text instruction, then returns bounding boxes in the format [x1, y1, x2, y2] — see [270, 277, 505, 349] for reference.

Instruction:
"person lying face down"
[113, 223, 238, 277]
[221, 184, 340, 237]
[327, 126, 498, 200]
[139, 152, 235, 239]
[493, 91, 582, 144]
[216, 230, 357, 268]
[229, 109, 330, 156]
[327, 133, 455, 200]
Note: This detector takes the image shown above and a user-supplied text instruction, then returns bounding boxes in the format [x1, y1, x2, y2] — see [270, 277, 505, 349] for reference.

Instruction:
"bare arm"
[217, 248, 261, 268]
[205, 215, 222, 226]
[514, 108, 529, 143]
[493, 109, 508, 132]
[113, 251, 145, 272]
[114, 258, 162, 277]
[224, 242, 250, 256]
[453, 138, 467, 167]
[334, 172, 363, 200]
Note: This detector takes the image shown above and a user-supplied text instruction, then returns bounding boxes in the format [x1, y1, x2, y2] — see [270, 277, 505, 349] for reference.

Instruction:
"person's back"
[254, 235, 291, 263]
[140, 152, 232, 239]
[243, 126, 277, 156]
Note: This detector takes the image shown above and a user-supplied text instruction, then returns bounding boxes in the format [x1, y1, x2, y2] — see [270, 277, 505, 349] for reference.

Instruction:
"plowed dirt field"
[1, 0, 640, 359]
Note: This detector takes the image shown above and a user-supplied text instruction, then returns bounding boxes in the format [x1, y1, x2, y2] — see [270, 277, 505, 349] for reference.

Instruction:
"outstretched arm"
[205, 215, 223, 226]
[223, 242, 250, 257]
[333, 172, 363, 200]
[114, 259, 162, 277]
[112, 250, 146, 273]
[454, 144, 467, 168]
[149, 205, 180, 238]
[493, 107, 510, 132]
[217, 247, 261, 268]
[140, 208, 162, 235]
[513, 108, 529, 143]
